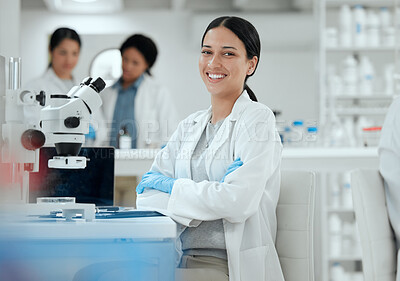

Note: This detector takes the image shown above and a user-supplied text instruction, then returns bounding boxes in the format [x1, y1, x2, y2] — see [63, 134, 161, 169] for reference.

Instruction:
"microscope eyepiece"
[90, 77, 106, 93]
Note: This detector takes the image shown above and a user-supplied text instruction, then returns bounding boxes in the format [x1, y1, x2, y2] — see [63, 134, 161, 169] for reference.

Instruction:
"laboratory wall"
[20, 9, 317, 122]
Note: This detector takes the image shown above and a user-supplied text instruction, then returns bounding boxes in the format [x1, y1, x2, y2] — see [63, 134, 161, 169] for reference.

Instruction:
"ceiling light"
[44, 0, 123, 14]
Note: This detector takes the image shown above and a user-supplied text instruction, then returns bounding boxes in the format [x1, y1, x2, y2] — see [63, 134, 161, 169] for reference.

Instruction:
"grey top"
[180, 118, 227, 260]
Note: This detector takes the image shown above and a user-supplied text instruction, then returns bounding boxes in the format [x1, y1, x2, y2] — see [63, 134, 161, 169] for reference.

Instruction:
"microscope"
[41, 76, 105, 169]
[0, 56, 105, 203]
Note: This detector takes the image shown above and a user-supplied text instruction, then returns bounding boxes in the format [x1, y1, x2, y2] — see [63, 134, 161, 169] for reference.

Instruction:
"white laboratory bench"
[115, 147, 379, 176]
[0, 215, 176, 281]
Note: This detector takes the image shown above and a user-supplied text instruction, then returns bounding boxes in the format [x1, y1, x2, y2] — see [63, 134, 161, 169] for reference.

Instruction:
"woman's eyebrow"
[201, 45, 237, 50]
[222, 46, 237, 50]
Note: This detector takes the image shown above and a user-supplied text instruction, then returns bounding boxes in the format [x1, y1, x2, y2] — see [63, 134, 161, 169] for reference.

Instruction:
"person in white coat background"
[94, 34, 179, 149]
[136, 16, 284, 281]
[379, 96, 400, 250]
[24, 27, 81, 128]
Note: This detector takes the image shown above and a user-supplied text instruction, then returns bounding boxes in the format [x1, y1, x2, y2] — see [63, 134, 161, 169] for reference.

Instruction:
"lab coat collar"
[189, 91, 252, 177]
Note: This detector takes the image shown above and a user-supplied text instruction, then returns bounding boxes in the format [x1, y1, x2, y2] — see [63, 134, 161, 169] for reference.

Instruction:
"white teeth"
[208, 73, 225, 79]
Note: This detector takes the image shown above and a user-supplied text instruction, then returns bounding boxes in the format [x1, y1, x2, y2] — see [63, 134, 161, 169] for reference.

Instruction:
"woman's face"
[199, 26, 257, 98]
[121, 47, 149, 85]
[50, 38, 80, 79]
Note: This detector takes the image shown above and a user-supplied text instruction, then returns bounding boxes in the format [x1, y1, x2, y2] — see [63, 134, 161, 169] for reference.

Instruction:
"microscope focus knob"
[64, 117, 80, 128]
[21, 129, 46, 150]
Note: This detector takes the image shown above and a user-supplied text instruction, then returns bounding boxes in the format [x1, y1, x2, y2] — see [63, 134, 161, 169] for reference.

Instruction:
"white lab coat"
[93, 74, 179, 148]
[379, 95, 400, 248]
[137, 92, 284, 281]
[23, 68, 76, 128]
[24, 67, 76, 95]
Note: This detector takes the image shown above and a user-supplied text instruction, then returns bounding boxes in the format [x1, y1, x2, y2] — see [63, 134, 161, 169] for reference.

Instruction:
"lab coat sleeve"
[379, 98, 400, 240]
[168, 107, 282, 224]
[136, 118, 202, 227]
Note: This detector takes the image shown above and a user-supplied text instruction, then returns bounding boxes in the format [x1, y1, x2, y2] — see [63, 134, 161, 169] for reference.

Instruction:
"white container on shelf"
[342, 55, 358, 96]
[353, 5, 367, 47]
[359, 56, 375, 96]
[384, 64, 395, 96]
[382, 26, 395, 46]
[380, 7, 392, 29]
[329, 213, 342, 233]
[330, 262, 345, 281]
[305, 126, 318, 147]
[339, 5, 353, 47]
[342, 172, 353, 208]
[366, 10, 380, 47]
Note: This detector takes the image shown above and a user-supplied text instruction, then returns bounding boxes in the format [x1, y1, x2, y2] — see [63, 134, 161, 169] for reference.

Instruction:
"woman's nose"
[208, 55, 221, 67]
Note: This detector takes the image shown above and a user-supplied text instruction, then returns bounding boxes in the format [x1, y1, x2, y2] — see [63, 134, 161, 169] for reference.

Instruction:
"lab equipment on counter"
[0, 56, 106, 204]
[41, 75, 105, 169]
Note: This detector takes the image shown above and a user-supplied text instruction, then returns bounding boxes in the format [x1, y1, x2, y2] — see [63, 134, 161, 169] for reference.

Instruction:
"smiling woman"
[136, 16, 284, 281]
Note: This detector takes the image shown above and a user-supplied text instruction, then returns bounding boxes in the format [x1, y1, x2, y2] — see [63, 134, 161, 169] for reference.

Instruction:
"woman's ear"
[247, 56, 258, 75]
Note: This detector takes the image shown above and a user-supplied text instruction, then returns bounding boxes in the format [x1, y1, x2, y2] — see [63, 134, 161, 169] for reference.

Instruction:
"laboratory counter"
[115, 147, 379, 176]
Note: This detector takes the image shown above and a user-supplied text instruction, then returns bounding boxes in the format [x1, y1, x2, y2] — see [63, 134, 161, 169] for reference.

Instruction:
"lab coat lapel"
[184, 108, 212, 178]
[204, 92, 250, 176]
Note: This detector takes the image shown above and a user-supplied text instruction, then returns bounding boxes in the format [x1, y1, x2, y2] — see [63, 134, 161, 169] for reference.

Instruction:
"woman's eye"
[224, 52, 235, 56]
[201, 50, 212, 55]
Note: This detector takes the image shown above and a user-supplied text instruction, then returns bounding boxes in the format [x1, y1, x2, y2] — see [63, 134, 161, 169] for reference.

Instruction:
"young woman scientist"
[136, 16, 284, 281]
[24, 27, 81, 128]
[94, 34, 179, 149]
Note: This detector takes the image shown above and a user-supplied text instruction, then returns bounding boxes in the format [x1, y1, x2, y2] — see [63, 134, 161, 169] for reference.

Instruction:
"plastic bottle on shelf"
[384, 64, 395, 96]
[305, 126, 318, 147]
[358, 56, 375, 96]
[330, 262, 345, 281]
[342, 55, 358, 96]
[322, 109, 348, 147]
[291, 120, 305, 147]
[342, 172, 353, 208]
[118, 125, 132, 149]
[366, 10, 380, 47]
[339, 5, 353, 47]
[380, 7, 392, 29]
[329, 213, 342, 234]
[353, 5, 367, 47]
[380, 7, 394, 46]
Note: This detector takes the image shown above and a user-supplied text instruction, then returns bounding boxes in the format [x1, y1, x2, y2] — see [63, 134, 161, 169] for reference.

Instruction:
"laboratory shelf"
[335, 108, 388, 116]
[326, 46, 398, 52]
[326, 0, 395, 8]
[328, 256, 362, 261]
[334, 95, 394, 101]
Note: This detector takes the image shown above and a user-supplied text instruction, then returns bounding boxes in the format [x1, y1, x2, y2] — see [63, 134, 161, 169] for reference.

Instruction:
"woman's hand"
[220, 158, 243, 183]
[136, 171, 176, 194]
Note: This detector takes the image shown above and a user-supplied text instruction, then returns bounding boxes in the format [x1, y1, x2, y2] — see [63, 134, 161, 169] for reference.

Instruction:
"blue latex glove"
[136, 171, 176, 194]
[220, 158, 243, 183]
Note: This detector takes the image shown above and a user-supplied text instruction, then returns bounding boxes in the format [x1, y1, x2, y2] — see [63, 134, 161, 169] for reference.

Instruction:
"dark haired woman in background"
[24, 27, 81, 128]
[136, 16, 284, 281]
[94, 34, 179, 149]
